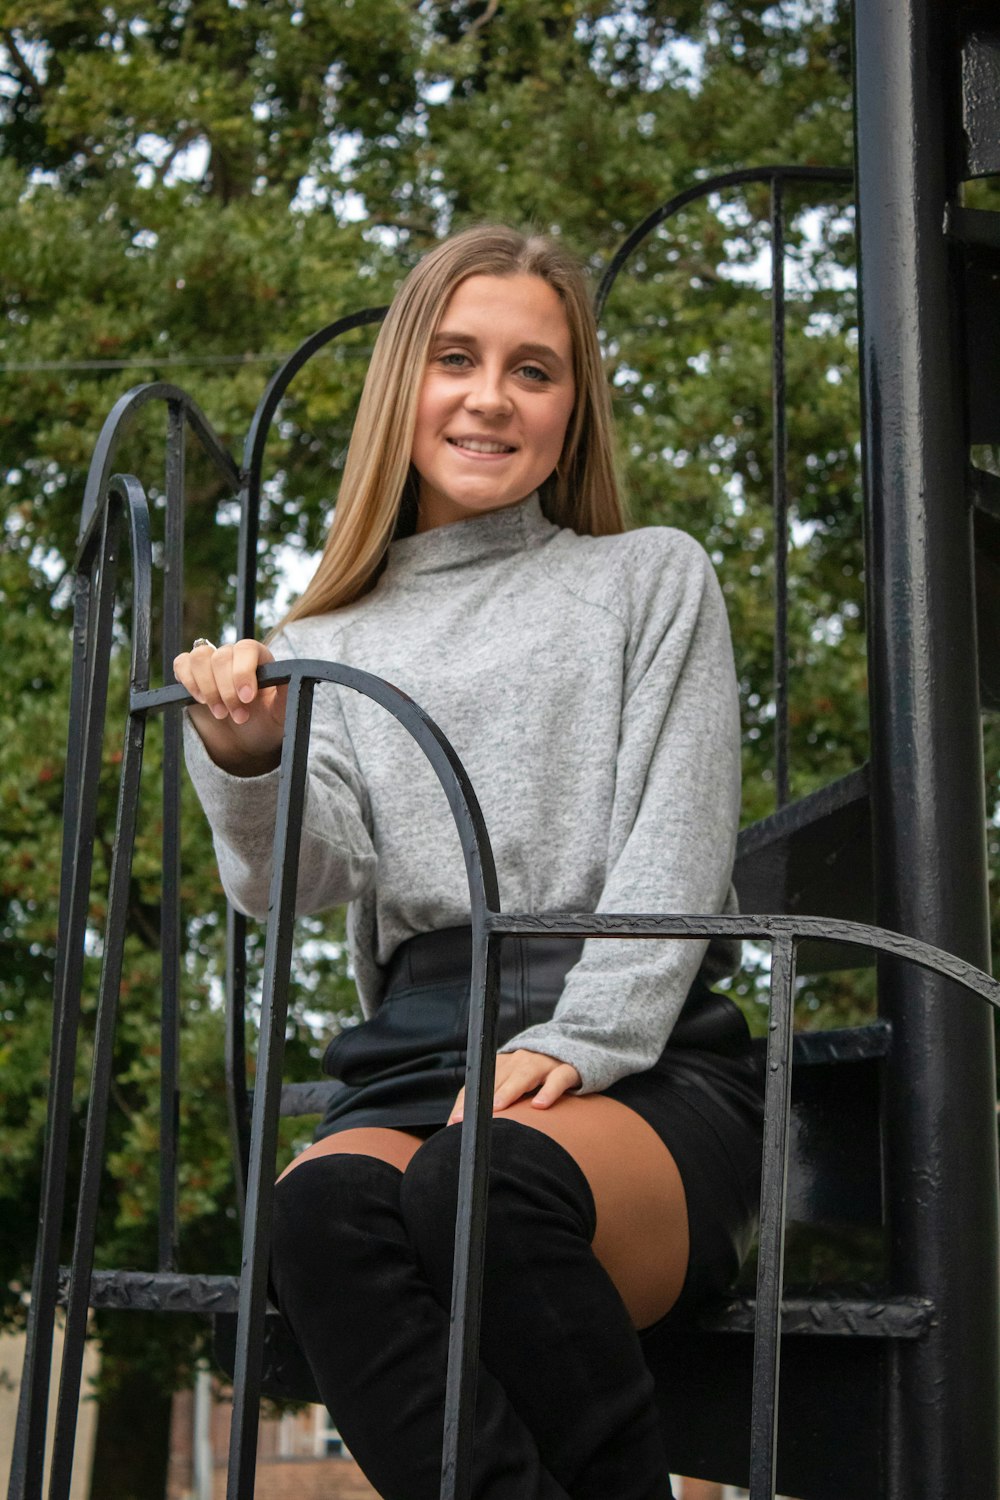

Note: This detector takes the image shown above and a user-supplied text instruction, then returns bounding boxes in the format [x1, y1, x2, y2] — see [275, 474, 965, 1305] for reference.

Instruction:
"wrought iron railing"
[10, 466, 1000, 1500]
[596, 163, 856, 812]
[10, 167, 937, 1500]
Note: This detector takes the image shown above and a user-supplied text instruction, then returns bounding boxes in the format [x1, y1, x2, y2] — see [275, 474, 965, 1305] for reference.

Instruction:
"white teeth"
[449, 438, 515, 454]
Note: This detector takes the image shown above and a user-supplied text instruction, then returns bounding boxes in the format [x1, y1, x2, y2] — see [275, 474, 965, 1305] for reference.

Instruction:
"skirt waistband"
[318, 925, 756, 1135]
[385, 926, 583, 1002]
[382, 925, 750, 1058]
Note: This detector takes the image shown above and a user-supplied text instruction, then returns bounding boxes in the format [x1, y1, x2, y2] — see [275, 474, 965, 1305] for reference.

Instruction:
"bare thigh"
[277, 1099, 688, 1329]
[498, 1095, 689, 1329]
[277, 1126, 427, 1180]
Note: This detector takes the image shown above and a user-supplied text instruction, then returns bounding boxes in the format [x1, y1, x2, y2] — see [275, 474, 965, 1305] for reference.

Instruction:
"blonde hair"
[281, 225, 625, 624]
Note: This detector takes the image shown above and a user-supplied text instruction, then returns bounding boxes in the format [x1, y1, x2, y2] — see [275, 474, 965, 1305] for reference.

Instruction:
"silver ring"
[191, 637, 215, 651]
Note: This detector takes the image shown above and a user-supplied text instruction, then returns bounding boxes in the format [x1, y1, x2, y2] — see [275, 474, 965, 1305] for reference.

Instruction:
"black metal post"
[48, 479, 153, 1500]
[439, 927, 502, 1500]
[770, 179, 790, 810]
[748, 934, 797, 1500]
[853, 2, 999, 1494]
[8, 505, 123, 1500]
[160, 402, 185, 1271]
[226, 674, 315, 1500]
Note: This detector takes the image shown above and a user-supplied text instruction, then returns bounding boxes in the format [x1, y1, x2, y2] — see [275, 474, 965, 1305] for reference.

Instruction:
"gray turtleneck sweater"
[183, 495, 742, 1094]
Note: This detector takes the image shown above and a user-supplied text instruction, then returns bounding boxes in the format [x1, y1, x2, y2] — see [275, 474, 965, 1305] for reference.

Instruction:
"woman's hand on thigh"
[448, 1049, 581, 1124]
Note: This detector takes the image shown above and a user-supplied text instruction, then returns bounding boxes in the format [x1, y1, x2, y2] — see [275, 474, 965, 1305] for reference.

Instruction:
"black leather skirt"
[316, 926, 765, 1314]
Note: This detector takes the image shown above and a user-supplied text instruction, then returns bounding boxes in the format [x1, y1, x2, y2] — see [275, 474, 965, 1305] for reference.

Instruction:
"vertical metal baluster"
[771, 175, 790, 810]
[8, 576, 89, 1500]
[748, 933, 797, 1500]
[160, 402, 185, 1271]
[439, 927, 502, 1500]
[225, 467, 259, 1216]
[225, 904, 251, 1223]
[8, 506, 122, 1500]
[48, 483, 154, 1500]
[227, 671, 314, 1500]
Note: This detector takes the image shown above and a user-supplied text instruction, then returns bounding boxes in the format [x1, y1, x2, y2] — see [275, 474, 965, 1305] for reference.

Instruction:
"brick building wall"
[168, 1380, 380, 1500]
[212, 1456, 379, 1500]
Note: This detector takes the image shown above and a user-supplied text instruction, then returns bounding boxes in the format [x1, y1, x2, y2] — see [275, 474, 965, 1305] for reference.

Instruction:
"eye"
[437, 351, 472, 369]
[517, 363, 551, 383]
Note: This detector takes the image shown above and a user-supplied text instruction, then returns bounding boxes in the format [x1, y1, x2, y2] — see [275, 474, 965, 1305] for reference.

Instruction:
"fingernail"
[233, 708, 249, 725]
[211, 704, 228, 719]
[238, 685, 254, 702]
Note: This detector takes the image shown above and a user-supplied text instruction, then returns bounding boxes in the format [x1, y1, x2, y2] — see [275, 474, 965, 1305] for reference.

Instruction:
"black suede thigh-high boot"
[269, 1151, 570, 1500]
[400, 1118, 674, 1500]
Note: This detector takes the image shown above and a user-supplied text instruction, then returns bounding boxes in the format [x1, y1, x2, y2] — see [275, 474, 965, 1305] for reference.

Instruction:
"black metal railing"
[9, 169, 907, 1500]
[596, 164, 855, 811]
[10, 467, 1000, 1500]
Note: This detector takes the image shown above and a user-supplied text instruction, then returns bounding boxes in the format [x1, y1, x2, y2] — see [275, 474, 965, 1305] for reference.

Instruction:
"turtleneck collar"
[383, 494, 556, 581]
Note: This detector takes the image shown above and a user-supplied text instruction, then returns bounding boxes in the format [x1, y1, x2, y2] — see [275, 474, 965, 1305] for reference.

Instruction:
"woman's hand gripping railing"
[130, 657, 503, 1500]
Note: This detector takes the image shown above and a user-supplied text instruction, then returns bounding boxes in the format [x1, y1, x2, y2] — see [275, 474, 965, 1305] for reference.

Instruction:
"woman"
[176, 225, 763, 1500]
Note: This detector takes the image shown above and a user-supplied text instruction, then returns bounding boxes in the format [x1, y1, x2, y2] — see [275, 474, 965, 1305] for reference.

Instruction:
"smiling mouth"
[447, 437, 517, 455]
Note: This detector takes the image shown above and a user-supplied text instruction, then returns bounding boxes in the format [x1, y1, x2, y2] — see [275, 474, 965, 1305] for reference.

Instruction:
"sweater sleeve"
[182, 632, 377, 920]
[498, 532, 742, 1093]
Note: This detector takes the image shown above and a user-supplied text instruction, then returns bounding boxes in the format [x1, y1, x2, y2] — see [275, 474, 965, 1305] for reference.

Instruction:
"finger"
[492, 1060, 550, 1111]
[172, 651, 197, 693]
[232, 639, 273, 705]
[189, 644, 235, 719]
[530, 1064, 581, 1109]
[210, 645, 250, 723]
[447, 1087, 466, 1126]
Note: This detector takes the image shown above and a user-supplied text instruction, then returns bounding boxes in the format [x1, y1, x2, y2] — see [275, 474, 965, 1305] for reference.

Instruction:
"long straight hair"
[281, 225, 625, 625]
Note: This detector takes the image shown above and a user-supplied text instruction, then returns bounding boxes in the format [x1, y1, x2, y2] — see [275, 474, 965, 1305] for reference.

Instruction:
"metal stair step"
[698, 1292, 935, 1340]
[59, 1269, 240, 1314]
[734, 766, 873, 970]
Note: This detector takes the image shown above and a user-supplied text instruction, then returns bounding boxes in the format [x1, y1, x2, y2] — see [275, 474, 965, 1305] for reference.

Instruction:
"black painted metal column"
[853, 3, 999, 1495]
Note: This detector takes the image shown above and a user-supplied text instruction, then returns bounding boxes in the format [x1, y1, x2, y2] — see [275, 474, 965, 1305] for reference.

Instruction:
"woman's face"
[411, 273, 576, 532]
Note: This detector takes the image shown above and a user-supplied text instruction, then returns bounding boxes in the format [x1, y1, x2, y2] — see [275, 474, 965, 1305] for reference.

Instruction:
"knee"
[399, 1118, 597, 1281]
[270, 1152, 400, 1287]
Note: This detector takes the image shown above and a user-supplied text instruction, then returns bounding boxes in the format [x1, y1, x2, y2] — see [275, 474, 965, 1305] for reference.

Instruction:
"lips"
[446, 436, 517, 455]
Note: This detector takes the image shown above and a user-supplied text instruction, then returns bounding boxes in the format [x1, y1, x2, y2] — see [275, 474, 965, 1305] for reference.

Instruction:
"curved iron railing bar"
[223, 307, 388, 1219]
[77, 388, 197, 1265]
[134, 664, 501, 916]
[10, 493, 129, 1500]
[235, 305, 389, 638]
[594, 163, 854, 317]
[486, 911, 1000, 1006]
[596, 164, 854, 814]
[132, 663, 502, 1500]
[79, 382, 240, 537]
[47, 476, 154, 1500]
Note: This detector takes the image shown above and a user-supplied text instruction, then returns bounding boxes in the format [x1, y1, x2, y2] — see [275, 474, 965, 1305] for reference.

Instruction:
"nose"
[464, 364, 512, 419]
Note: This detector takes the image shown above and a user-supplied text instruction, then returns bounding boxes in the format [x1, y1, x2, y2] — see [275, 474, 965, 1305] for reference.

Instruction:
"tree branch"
[465, 0, 500, 38]
[154, 127, 201, 186]
[1, 30, 44, 98]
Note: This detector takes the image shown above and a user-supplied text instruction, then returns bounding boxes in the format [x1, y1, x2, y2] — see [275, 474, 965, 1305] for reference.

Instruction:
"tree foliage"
[1, 1, 996, 1483]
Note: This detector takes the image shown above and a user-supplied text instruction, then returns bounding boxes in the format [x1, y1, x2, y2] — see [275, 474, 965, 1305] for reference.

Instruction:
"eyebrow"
[431, 331, 568, 373]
